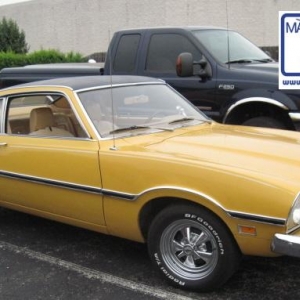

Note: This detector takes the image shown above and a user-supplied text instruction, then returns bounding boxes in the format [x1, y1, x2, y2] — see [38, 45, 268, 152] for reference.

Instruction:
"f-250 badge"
[218, 84, 235, 90]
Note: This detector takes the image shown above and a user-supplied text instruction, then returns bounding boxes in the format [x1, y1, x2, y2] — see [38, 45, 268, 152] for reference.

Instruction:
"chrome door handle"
[0, 142, 7, 147]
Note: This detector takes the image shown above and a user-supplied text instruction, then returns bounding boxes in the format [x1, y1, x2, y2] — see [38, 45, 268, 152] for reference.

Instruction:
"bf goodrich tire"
[147, 204, 241, 292]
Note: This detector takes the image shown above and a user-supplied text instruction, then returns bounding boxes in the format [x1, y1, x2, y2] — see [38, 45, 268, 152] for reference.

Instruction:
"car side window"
[145, 33, 202, 74]
[113, 34, 141, 72]
[6, 93, 88, 138]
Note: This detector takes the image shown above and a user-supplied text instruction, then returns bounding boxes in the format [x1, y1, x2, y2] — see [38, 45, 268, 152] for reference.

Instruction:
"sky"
[0, 0, 33, 6]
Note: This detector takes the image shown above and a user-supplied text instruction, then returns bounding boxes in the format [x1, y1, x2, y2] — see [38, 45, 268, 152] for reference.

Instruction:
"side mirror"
[176, 52, 210, 78]
[176, 52, 194, 77]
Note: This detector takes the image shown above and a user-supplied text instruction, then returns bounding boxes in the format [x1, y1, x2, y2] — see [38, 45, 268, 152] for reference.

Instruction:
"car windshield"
[78, 83, 209, 138]
[192, 29, 271, 64]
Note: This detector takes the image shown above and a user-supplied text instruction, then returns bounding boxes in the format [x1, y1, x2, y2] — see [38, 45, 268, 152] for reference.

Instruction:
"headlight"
[287, 194, 300, 232]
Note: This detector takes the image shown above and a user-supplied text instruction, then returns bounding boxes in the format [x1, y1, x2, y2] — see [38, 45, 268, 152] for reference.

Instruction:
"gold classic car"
[0, 75, 300, 292]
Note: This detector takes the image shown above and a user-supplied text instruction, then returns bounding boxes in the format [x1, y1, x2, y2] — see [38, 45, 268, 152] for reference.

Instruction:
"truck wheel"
[242, 116, 285, 129]
[147, 204, 241, 291]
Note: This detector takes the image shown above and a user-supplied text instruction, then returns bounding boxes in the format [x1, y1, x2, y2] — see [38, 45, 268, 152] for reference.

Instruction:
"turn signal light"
[238, 225, 257, 236]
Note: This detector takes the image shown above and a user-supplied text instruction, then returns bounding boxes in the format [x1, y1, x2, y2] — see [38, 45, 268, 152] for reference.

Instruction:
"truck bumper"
[271, 233, 300, 257]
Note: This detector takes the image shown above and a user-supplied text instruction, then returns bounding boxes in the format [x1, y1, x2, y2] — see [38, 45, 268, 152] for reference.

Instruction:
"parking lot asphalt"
[0, 207, 300, 300]
[1, 244, 154, 300]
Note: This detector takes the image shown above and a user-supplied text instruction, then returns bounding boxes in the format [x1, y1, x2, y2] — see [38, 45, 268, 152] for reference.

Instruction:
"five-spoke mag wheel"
[160, 219, 218, 280]
[148, 204, 241, 291]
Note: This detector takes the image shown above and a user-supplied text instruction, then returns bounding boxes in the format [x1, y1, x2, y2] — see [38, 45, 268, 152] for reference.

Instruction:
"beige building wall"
[0, 0, 300, 56]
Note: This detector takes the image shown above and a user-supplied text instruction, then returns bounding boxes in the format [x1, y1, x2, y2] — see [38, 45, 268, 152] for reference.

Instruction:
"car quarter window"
[6, 93, 88, 138]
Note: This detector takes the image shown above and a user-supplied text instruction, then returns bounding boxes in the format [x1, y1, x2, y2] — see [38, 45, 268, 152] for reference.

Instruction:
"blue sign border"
[281, 13, 300, 76]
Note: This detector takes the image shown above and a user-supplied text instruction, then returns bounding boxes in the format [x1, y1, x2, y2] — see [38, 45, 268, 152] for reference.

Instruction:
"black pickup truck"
[1, 26, 300, 130]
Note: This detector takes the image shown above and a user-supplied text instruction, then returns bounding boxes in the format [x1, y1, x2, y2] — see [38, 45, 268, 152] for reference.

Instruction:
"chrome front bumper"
[271, 233, 300, 257]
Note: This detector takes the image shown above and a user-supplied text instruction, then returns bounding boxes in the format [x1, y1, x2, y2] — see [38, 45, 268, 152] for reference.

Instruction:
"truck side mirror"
[176, 53, 194, 77]
[176, 52, 210, 78]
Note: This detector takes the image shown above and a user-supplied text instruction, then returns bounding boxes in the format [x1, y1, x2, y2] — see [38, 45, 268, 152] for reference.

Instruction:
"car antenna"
[226, 0, 231, 69]
[108, 29, 118, 151]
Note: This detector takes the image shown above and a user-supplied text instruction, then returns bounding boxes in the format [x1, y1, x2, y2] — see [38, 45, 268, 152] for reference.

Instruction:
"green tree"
[0, 17, 29, 54]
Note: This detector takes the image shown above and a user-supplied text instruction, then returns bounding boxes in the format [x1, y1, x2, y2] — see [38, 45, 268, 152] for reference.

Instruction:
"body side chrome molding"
[135, 186, 286, 226]
[0, 170, 135, 200]
[228, 210, 286, 226]
[0, 170, 287, 226]
[0, 170, 102, 194]
[102, 189, 136, 200]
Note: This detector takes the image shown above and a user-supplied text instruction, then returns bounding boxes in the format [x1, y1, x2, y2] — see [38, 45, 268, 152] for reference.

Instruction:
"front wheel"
[147, 204, 241, 292]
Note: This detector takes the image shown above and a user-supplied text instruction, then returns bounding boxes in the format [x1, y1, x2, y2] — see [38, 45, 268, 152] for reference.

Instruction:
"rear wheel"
[147, 204, 241, 291]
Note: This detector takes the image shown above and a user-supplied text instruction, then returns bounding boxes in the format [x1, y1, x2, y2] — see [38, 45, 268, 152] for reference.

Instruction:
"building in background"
[0, 0, 299, 59]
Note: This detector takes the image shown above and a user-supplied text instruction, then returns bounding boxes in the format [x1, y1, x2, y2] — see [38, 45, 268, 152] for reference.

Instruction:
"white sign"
[279, 12, 300, 89]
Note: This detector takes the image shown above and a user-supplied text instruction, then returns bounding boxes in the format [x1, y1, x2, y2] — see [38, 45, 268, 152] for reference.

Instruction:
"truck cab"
[105, 27, 300, 130]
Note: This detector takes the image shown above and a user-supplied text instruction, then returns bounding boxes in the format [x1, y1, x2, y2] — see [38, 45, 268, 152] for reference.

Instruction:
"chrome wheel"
[148, 205, 241, 291]
[160, 219, 218, 280]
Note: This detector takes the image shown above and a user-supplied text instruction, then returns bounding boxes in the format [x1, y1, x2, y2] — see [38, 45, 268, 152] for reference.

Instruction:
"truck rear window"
[113, 34, 140, 72]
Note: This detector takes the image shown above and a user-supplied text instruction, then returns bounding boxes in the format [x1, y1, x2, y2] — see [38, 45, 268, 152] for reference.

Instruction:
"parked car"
[0, 75, 300, 292]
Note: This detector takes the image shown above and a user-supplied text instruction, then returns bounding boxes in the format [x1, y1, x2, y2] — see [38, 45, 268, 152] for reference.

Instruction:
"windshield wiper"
[226, 58, 273, 64]
[225, 59, 254, 64]
[168, 117, 212, 125]
[109, 124, 173, 134]
[109, 125, 151, 134]
[109, 118, 209, 134]
[252, 58, 273, 63]
[169, 117, 195, 124]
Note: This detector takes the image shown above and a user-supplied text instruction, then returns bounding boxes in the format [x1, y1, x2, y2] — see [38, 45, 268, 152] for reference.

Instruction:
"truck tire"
[242, 116, 285, 129]
[147, 204, 241, 291]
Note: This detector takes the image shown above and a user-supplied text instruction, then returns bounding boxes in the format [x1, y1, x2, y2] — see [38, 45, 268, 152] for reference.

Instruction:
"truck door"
[141, 33, 218, 120]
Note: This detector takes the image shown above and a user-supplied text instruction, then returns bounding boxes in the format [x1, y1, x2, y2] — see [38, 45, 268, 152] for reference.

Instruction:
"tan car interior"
[7, 95, 88, 138]
[29, 107, 74, 137]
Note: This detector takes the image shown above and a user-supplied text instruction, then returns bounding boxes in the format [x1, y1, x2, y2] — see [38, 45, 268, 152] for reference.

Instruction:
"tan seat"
[29, 107, 73, 137]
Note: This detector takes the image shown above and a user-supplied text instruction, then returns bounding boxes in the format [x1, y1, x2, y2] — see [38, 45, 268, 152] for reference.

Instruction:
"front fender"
[103, 186, 231, 243]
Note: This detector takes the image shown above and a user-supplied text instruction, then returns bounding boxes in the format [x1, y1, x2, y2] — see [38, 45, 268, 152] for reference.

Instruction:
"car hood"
[226, 62, 279, 84]
[233, 61, 278, 74]
[142, 123, 300, 186]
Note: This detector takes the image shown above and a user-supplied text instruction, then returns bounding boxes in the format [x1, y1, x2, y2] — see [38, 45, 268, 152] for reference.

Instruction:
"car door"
[0, 93, 105, 229]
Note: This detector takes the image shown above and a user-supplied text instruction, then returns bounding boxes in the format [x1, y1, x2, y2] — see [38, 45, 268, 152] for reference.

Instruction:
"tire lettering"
[184, 212, 225, 255]
[154, 253, 161, 265]
[160, 266, 185, 286]
[155, 253, 186, 286]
